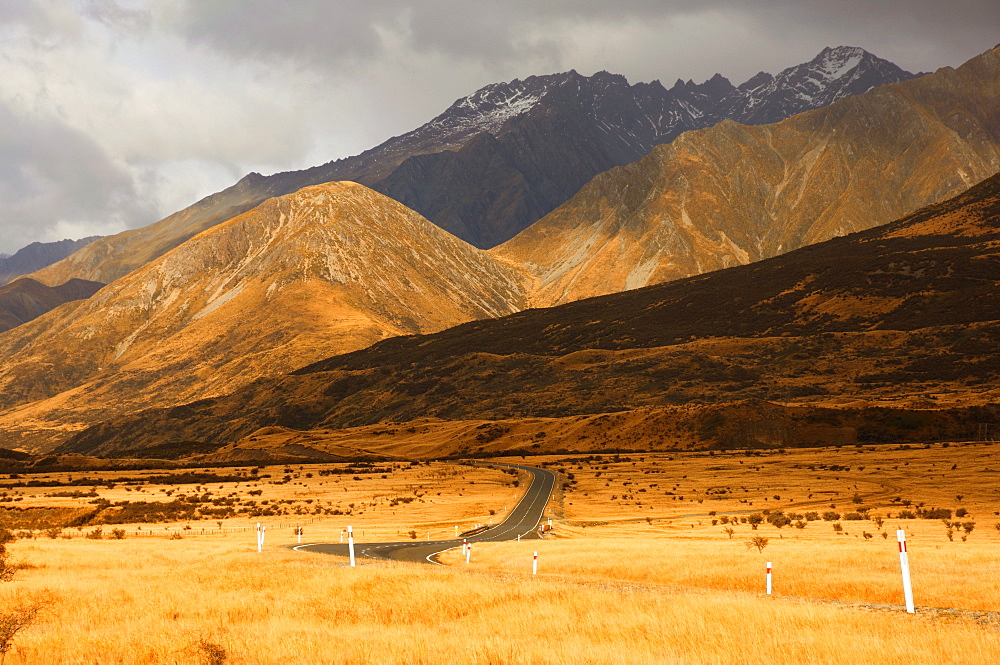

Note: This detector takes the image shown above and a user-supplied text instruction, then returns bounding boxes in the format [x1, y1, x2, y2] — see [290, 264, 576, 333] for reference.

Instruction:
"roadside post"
[532, 551, 538, 575]
[348, 525, 356, 568]
[256, 523, 265, 553]
[296, 526, 303, 544]
[897, 530, 915, 613]
[340, 529, 344, 544]
[766, 562, 772, 595]
[462, 538, 467, 557]
[465, 542, 471, 564]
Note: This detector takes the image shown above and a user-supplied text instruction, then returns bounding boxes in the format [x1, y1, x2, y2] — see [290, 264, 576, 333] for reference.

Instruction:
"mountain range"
[57, 169, 1000, 459]
[30, 46, 914, 290]
[1, 45, 997, 456]
[496, 45, 999, 305]
[0, 237, 100, 286]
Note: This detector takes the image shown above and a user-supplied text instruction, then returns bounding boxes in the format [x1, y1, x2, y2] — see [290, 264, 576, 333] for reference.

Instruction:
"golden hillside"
[494, 46, 1000, 306]
[0, 182, 527, 451]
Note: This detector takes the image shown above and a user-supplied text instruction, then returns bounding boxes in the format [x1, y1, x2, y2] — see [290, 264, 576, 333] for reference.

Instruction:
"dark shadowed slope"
[0, 278, 105, 333]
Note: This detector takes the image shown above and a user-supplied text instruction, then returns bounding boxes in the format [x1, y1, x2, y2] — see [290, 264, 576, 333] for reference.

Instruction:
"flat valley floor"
[0, 442, 998, 663]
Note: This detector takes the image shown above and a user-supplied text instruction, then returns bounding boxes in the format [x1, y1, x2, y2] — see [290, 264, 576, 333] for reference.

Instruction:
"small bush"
[111, 528, 126, 540]
[85, 528, 103, 540]
[921, 508, 952, 520]
[194, 637, 227, 665]
[956, 508, 968, 518]
[822, 511, 840, 521]
[169, 533, 183, 540]
[0, 599, 46, 660]
[832, 523, 843, 532]
[745, 536, 769, 553]
[897, 510, 917, 519]
[843, 512, 865, 521]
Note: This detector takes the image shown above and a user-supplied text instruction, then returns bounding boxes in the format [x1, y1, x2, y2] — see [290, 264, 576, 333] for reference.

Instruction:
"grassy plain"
[0, 444, 996, 662]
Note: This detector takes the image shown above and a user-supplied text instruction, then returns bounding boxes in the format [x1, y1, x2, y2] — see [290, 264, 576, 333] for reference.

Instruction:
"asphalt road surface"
[291, 463, 555, 564]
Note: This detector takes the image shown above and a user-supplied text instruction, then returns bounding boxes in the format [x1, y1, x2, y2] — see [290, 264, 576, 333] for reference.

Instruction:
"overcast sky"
[0, 0, 997, 255]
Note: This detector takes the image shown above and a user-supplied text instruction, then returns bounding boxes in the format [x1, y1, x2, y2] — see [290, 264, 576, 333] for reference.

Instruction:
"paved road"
[291, 463, 555, 564]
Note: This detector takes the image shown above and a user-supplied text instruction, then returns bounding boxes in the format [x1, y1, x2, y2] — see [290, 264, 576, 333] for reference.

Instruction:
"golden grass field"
[0, 444, 997, 663]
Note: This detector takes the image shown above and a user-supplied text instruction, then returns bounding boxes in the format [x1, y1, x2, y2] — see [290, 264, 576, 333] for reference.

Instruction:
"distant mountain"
[0, 277, 104, 333]
[0, 183, 526, 451]
[32, 46, 916, 289]
[0, 237, 100, 286]
[56, 170, 1000, 458]
[715, 46, 919, 124]
[495, 45, 1000, 306]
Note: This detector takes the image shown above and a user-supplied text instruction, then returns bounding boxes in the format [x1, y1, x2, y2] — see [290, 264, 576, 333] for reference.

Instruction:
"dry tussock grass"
[0, 537, 997, 664]
[0, 444, 996, 661]
[440, 530, 1000, 611]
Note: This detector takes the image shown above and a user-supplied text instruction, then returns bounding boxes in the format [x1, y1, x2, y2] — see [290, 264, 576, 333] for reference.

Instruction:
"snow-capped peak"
[813, 46, 867, 80]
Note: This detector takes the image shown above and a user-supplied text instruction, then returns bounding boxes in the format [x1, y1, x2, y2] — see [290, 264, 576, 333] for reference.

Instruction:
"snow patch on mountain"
[816, 46, 865, 80]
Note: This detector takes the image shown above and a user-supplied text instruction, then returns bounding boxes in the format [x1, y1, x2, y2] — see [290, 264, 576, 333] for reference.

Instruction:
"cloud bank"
[0, 0, 996, 254]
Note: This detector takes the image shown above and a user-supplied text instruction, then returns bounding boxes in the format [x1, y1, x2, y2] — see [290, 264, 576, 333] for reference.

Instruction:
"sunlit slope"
[0, 182, 526, 451]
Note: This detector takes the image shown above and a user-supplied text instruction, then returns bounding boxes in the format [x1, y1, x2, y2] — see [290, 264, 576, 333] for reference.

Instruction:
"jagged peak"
[589, 70, 630, 86]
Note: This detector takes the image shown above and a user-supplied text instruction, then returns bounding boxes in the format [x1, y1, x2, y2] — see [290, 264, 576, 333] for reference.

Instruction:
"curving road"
[291, 464, 555, 564]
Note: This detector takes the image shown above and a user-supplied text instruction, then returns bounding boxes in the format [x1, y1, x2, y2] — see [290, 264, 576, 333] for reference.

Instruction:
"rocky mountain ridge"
[0, 237, 100, 286]
[494, 45, 1000, 306]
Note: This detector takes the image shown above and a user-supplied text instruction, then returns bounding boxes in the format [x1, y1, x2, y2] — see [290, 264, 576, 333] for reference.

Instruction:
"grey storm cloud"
[0, 101, 158, 253]
[0, 0, 997, 255]
[166, 0, 1000, 79]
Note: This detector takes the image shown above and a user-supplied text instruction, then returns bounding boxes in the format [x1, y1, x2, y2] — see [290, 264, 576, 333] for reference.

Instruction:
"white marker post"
[897, 529, 915, 613]
[340, 530, 344, 544]
[256, 523, 262, 553]
[517, 534, 521, 542]
[455, 526, 459, 537]
[465, 542, 472, 564]
[348, 525, 356, 568]
[296, 526, 303, 544]
[532, 551, 538, 575]
[462, 538, 467, 557]
[766, 562, 772, 595]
